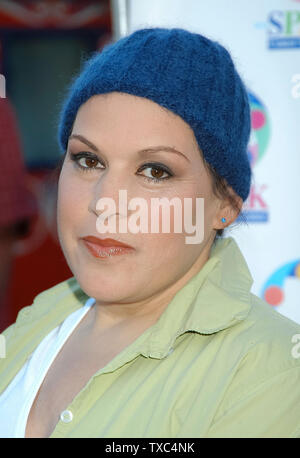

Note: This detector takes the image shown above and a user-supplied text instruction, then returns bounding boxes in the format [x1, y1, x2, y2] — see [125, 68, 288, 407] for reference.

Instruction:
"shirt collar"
[140, 236, 254, 359]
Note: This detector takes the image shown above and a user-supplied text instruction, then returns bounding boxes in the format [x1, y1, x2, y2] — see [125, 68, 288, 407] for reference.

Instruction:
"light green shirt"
[1, 236, 300, 438]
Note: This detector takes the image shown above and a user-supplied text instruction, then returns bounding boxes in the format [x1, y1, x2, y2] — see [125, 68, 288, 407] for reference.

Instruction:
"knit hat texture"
[58, 27, 252, 201]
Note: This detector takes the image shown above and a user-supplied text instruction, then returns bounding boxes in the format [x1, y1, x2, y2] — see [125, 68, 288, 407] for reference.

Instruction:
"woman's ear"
[212, 189, 243, 231]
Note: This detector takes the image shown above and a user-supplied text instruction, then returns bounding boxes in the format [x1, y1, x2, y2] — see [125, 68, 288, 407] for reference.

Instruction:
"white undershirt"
[0, 297, 96, 438]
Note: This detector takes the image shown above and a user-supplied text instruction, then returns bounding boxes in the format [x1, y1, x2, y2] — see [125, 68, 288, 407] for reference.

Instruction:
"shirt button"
[60, 409, 73, 423]
[167, 348, 174, 356]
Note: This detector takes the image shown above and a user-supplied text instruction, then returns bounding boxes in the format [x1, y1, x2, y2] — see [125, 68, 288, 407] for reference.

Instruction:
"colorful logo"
[247, 91, 271, 167]
[267, 10, 300, 49]
[237, 91, 270, 223]
[262, 260, 300, 306]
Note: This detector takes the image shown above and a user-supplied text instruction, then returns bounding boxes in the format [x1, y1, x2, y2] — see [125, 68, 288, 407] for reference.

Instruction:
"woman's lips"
[80, 236, 135, 259]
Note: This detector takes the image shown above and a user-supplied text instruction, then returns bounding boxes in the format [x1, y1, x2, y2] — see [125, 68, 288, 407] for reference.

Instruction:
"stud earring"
[221, 217, 226, 223]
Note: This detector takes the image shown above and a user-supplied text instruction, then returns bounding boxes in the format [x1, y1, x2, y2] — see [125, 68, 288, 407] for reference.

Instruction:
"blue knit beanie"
[57, 27, 252, 201]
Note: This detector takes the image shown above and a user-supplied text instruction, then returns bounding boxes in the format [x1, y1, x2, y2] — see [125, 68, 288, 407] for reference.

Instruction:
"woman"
[0, 27, 299, 438]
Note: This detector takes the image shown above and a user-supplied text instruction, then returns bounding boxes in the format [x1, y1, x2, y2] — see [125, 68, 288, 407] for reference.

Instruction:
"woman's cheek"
[57, 172, 81, 247]
[58, 168, 85, 218]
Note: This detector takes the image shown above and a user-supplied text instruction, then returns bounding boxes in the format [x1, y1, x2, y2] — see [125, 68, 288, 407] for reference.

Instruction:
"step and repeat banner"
[114, 0, 300, 323]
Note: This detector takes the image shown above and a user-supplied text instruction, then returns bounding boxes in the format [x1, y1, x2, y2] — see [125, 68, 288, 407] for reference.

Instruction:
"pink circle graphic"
[264, 286, 284, 306]
[251, 110, 265, 130]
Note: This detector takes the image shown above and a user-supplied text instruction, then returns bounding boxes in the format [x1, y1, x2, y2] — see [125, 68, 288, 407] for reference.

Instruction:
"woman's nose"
[88, 169, 131, 219]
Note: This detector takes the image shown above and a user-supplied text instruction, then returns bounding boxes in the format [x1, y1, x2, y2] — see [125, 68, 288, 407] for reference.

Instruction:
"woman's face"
[57, 92, 224, 305]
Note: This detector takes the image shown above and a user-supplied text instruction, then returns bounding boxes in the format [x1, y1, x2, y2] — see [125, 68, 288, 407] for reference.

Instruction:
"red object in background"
[0, 170, 73, 333]
[3, 234, 72, 333]
[0, 0, 112, 333]
[0, 0, 112, 30]
[0, 97, 37, 227]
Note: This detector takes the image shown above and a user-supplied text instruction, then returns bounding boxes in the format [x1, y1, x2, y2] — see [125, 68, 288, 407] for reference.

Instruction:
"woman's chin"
[73, 273, 136, 304]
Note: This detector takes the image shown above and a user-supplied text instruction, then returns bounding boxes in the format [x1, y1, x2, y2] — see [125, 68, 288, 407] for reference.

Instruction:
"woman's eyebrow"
[138, 146, 190, 162]
[68, 134, 99, 152]
[68, 134, 190, 162]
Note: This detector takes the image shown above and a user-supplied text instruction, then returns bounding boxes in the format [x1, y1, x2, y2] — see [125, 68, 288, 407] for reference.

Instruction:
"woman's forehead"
[71, 92, 201, 160]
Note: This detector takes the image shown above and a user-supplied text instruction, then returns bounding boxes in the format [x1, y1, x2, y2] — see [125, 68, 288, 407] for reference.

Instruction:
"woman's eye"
[70, 152, 103, 171]
[69, 153, 173, 183]
[78, 157, 102, 169]
[138, 164, 173, 183]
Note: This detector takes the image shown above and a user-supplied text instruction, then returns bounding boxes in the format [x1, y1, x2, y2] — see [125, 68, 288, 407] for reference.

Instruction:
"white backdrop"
[111, 0, 300, 324]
